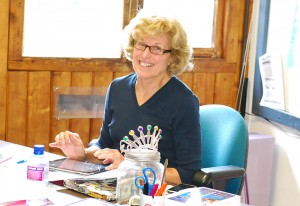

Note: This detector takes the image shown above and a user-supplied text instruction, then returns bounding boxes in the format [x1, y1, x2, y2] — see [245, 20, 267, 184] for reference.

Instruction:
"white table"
[0, 140, 118, 205]
[0, 140, 250, 206]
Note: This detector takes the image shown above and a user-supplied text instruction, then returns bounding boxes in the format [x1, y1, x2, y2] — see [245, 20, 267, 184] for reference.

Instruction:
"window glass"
[253, 0, 300, 131]
[22, 0, 214, 58]
[143, 0, 215, 48]
[23, 0, 123, 58]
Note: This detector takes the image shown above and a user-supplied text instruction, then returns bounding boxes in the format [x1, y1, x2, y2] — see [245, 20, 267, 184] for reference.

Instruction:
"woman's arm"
[165, 168, 181, 185]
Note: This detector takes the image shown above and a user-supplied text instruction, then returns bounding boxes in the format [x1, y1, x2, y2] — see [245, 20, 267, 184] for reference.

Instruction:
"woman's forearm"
[165, 168, 181, 185]
[84, 146, 104, 164]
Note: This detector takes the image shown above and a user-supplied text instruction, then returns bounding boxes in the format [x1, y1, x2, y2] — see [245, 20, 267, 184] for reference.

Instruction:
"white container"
[116, 149, 164, 204]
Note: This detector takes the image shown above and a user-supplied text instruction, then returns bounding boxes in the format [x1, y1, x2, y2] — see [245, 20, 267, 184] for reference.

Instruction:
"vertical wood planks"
[69, 72, 93, 146]
[7, 72, 28, 145]
[27, 72, 51, 149]
[50, 72, 71, 154]
[0, 0, 9, 139]
[214, 73, 236, 107]
[90, 72, 113, 143]
[193, 72, 215, 105]
[179, 73, 194, 90]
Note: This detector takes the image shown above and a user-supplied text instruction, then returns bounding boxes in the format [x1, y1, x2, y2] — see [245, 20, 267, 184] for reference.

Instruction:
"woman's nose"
[141, 46, 152, 57]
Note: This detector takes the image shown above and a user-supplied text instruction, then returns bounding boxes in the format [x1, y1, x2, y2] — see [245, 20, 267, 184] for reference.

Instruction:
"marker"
[17, 160, 27, 164]
[155, 182, 167, 196]
[143, 182, 149, 195]
[150, 184, 159, 197]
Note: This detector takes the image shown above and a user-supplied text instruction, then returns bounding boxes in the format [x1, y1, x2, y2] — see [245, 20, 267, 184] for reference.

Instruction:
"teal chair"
[192, 104, 248, 195]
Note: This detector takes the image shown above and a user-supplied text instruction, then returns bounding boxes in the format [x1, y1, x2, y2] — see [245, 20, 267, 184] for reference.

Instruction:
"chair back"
[200, 104, 248, 194]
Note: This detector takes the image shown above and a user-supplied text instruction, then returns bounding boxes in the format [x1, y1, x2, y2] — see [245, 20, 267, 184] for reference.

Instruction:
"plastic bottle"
[26, 145, 49, 206]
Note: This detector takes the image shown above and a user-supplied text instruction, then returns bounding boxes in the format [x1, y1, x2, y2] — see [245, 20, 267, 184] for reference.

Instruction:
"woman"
[50, 10, 201, 185]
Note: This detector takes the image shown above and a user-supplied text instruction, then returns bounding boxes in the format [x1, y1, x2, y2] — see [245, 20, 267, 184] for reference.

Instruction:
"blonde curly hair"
[122, 10, 194, 75]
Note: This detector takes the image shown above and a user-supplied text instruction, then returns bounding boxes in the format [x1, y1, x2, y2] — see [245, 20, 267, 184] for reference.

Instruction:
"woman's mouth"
[140, 61, 154, 67]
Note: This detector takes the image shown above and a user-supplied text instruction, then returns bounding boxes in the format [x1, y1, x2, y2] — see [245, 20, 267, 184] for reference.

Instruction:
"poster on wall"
[258, 53, 285, 110]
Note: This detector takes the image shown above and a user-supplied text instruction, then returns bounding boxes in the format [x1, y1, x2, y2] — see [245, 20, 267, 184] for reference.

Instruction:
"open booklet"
[63, 177, 117, 202]
[166, 187, 241, 206]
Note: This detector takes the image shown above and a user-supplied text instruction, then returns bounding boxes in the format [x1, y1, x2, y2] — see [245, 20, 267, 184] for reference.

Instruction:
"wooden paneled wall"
[0, 0, 9, 140]
[0, 0, 249, 155]
[4, 70, 238, 155]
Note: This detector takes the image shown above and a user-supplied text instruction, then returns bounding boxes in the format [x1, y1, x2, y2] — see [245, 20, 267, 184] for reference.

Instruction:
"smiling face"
[132, 34, 172, 81]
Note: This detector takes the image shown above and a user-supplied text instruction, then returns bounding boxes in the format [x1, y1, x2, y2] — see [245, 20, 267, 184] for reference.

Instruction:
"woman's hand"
[94, 148, 124, 170]
[49, 131, 86, 161]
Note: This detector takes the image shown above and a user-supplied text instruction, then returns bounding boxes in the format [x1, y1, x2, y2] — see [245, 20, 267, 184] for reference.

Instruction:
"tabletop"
[0, 140, 251, 206]
[0, 140, 118, 205]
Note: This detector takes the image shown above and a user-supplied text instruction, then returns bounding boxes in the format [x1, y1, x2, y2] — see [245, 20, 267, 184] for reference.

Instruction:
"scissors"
[134, 167, 157, 195]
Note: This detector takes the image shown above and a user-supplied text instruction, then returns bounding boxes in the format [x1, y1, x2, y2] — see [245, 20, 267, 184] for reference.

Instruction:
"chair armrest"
[192, 165, 245, 187]
[202, 165, 245, 180]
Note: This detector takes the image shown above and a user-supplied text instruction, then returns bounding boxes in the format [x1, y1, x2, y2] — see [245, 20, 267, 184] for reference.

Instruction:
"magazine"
[63, 177, 117, 202]
[166, 187, 241, 206]
[0, 199, 54, 206]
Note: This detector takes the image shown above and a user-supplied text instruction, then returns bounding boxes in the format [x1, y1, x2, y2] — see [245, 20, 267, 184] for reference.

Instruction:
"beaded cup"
[120, 125, 162, 155]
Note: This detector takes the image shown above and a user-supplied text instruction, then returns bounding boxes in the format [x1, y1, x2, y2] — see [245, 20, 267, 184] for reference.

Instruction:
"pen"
[17, 160, 28, 164]
[155, 182, 167, 196]
[161, 159, 168, 186]
[143, 182, 149, 195]
[150, 183, 159, 197]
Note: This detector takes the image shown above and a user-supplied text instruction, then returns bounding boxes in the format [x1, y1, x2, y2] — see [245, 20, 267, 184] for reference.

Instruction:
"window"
[252, 0, 300, 131]
[8, 0, 241, 73]
[143, 0, 215, 48]
[23, 0, 124, 58]
[22, 0, 215, 59]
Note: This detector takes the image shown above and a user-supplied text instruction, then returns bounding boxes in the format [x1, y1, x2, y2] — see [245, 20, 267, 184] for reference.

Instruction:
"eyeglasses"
[134, 41, 172, 55]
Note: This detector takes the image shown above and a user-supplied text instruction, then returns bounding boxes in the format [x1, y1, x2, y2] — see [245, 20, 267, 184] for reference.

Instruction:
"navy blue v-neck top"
[96, 73, 202, 184]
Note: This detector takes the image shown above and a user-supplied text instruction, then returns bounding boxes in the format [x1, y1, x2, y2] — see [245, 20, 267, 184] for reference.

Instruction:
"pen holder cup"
[129, 194, 165, 206]
[116, 149, 164, 204]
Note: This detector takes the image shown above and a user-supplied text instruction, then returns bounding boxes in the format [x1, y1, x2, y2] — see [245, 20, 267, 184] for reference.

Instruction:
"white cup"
[135, 193, 165, 206]
[129, 195, 140, 206]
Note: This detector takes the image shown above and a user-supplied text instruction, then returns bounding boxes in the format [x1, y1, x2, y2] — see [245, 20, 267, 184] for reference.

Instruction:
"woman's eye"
[138, 42, 146, 47]
[153, 46, 162, 51]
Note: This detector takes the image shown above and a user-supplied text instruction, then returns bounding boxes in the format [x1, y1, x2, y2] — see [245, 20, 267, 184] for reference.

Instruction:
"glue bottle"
[26, 144, 49, 206]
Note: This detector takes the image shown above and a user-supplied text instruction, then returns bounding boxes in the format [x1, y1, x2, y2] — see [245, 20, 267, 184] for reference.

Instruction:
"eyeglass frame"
[133, 41, 172, 55]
